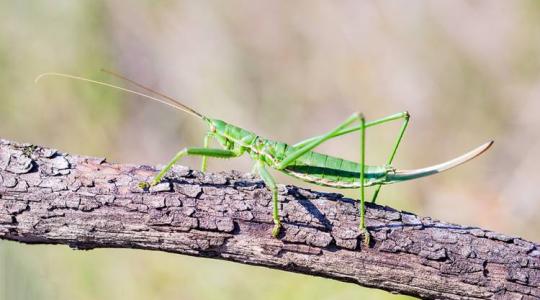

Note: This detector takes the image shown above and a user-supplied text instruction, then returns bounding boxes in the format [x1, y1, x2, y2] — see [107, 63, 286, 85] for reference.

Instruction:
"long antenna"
[100, 69, 204, 119]
[35, 72, 204, 119]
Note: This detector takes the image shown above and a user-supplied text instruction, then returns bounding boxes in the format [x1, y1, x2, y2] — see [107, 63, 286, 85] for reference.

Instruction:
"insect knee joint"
[352, 112, 365, 121]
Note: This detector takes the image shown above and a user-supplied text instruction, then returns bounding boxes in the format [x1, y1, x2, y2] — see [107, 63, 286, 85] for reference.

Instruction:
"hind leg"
[371, 112, 410, 203]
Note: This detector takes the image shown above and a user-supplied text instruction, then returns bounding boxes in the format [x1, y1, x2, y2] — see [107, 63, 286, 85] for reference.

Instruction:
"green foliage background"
[1, 1, 540, 299]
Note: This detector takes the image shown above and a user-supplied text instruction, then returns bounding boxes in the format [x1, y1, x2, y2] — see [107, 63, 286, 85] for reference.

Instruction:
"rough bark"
[0, 138, 538, 299]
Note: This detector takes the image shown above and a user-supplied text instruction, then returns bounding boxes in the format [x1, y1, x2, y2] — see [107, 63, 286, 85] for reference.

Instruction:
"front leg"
[201, 133, 212, 172]
[149, 147, 242, 186]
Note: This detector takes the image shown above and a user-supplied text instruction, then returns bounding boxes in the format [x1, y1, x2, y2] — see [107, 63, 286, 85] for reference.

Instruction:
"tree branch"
[0, 138, 538, 299]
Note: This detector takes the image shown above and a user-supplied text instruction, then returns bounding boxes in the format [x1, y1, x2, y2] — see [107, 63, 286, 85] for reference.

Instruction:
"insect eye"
[210, 125, 216, 132]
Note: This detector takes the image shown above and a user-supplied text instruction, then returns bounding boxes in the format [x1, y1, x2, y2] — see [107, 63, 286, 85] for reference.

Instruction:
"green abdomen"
[282, 151, 388, 189]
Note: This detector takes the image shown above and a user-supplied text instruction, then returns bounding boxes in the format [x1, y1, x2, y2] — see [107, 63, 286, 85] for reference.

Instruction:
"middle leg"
[255, 160, 281, 237]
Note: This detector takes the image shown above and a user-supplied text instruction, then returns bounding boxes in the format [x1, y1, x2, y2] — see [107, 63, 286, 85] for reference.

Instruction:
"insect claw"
[138, 181, 151, 191]
[363, 233, 371, 247]
[272, 222, 282, 238]
[360, 227, 371, 247]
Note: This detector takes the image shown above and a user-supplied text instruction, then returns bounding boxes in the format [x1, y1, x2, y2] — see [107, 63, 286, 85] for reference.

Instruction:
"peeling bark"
[0, 138, 539, 299]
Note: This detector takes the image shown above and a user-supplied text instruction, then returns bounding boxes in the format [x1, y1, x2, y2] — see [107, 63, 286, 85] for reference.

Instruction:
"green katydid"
[36, 71, 494, 243]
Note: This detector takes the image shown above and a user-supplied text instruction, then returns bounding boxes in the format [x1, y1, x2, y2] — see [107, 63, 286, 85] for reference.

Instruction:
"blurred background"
[1, 1, 539, 299]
